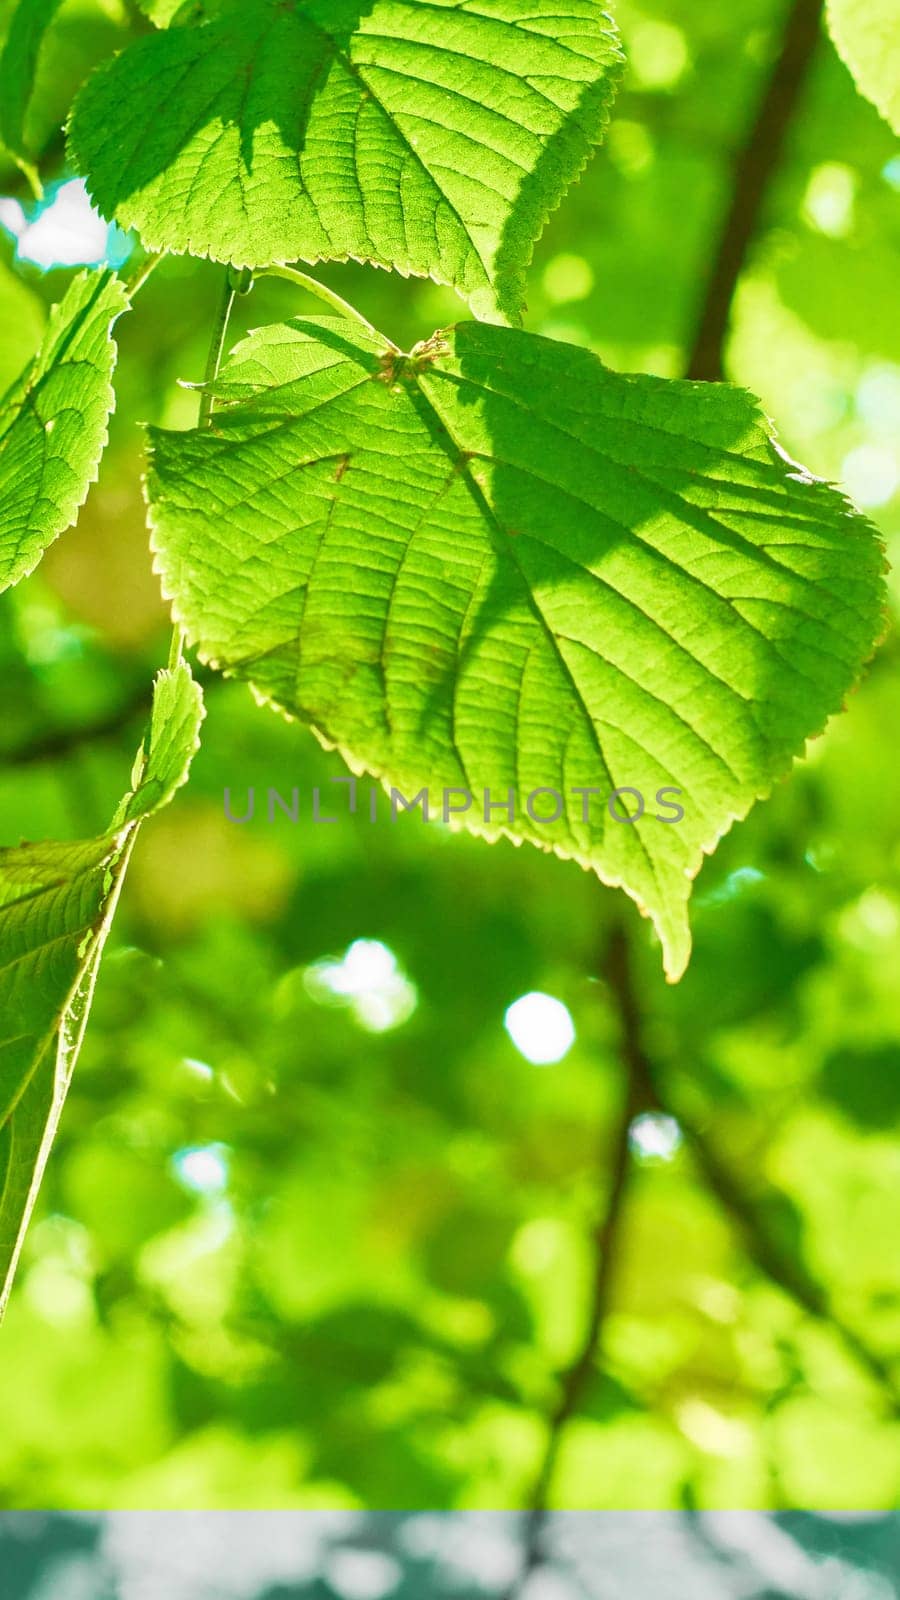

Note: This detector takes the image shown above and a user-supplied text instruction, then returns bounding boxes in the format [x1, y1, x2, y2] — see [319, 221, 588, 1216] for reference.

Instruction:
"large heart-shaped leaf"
[147, 318, 885, 979]
[68, 0, 622, 323]
[0, 661, 204, 1319]
[0, 268, 128, 593]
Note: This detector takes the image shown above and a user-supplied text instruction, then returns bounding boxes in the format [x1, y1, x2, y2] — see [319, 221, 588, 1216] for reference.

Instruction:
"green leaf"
[0, 268, 128, 595]
[67, 0, 622, 323]
[135, 0, 196, 24]
[114, 656, 207, 824]
[827, 0, 900, 134]
[146, 317, 885, 980]
[0, 0, 64, 193]
[0, 661, 203, 1319]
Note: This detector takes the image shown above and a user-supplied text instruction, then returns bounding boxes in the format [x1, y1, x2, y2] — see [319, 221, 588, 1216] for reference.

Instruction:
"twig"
[509, 919, 650, 1590]
[160, 266, 239, 668]
[676, 1109, 900, 1410]
[197, 267, 238, 428]
[0, 686, 152, 769]
[603, 921, 900, 1413]
[675, 0, 899, 1415]
[510, 895, 898, 1593]
[685, 0, 826, 381]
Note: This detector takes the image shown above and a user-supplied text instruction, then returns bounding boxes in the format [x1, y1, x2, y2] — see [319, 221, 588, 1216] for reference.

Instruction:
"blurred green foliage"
[0, 0, 898, 1512]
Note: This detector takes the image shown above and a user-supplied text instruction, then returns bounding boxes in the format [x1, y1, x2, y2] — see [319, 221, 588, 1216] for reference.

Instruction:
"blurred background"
[0, 0, 899, 1513]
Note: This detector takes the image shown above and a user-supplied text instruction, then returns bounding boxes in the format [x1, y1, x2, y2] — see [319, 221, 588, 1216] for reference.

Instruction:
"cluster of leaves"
[0, 0, 898, 1512]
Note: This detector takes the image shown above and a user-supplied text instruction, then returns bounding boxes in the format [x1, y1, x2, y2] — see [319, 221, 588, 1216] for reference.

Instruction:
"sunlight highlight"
[0, 177, 132, 270]
[802, 162, 857, 238]
[841, 444, 899, 509]
[305, 939, 418, 1032]
[172, 1144, 230, 1196]
[504, 992, 575, 1064]
[628, 1112, 682, 1162]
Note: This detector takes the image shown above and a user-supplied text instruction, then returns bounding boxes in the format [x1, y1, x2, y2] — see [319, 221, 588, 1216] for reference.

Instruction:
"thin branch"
[1, 686, 152, 770]
[509, 920, 649, 1590]
[676, 1110, 900, 1410]
[685, 0, 826, 381]
[604, 921, 900, 1413]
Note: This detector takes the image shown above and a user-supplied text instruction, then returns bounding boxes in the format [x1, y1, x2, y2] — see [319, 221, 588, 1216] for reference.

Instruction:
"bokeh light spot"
[542, 252, 595, 305]
[856, 365, 900, 434]
[802, 162, 857, 238]
[628, 19, 689, 89]
[629, 1112, 682, 1163]
[305, 938, 417, 1032]
[504, 992, 575, 1064]
[1, 177, 132, 270]
[172, 1143, 230, 1196]
[841, 443, 899, 508]
[325, 1551, 402, 1600]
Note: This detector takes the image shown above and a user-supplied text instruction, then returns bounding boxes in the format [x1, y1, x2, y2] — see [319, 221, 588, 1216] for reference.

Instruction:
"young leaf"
[0, 0, 64, 193]
[0, 661, 203, 1319]
[147, 318, 885, 980]
[67, 0, 622, 324]
[0, 268, 129, 594]
[827, 0, 900, 134]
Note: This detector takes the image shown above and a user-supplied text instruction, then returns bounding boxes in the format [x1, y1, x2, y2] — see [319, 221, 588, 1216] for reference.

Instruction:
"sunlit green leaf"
[0, 661, 203, 1318]
[0, 0, 64, 191]
[827, 0, 900, 134]
[135, 0, 193, 25]
[68, 0, 622, 322]
[147, 316, 884, 979]
[0, 269, 128, 594]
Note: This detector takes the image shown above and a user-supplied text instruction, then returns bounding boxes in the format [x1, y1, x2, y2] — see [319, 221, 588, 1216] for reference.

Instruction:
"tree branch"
[508, 920, 650, 1590]
[605, 919, 900, 1414]
[686, 0, 826, 381]
[1, 663, 218, 771]
[673, 1105, 900, 1411]
[0, 685, 152, 770]
[510, 901, 897, 1591]
[508, 0, 870, 1569]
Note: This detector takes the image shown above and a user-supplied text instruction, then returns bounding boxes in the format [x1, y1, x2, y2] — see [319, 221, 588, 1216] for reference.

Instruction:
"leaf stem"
[198, 268, 238, 427]
[260, 265, 392, 343]
[125, 250, 164, 298]
[167, 267, 238, 666]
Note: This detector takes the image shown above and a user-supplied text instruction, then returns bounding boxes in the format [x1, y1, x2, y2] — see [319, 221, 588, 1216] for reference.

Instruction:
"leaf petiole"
[260, 265, 394, 345]
[124, 250, 164, 298]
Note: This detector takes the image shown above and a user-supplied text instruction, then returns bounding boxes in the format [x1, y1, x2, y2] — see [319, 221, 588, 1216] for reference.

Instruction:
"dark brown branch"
[0, 687, 152, 770]
[676, 1110, 900, 1411]
[686, 0, 826, 381]
[510, 6, 854, 1575]
[509, 920, 650, 1589]
[1, 660, 221, 772]
[511, 902, 898, 1593]
[605, 922, 900, 1414]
